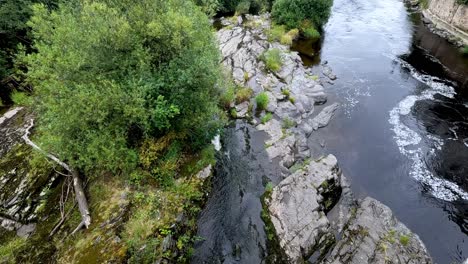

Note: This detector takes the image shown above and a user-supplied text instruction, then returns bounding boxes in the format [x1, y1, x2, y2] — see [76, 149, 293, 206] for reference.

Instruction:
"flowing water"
[307, 0, 468, 263]
[195, 0, 468, 263]
[192, 122, 283, 263]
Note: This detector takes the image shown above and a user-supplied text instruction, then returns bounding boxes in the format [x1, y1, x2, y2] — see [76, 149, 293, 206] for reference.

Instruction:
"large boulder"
[267, 155, 342, 263]
[322, 197, 433, 264]
[266, 155, 433, 264]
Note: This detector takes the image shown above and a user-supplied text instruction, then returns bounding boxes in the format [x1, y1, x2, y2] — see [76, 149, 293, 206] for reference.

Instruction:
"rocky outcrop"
[266, 155, 433, 264]
[322, 197, 432, 264]
[217, 14, 334, 177]
[267, 155, 340, 263]
[0, 107, 56, 238]
[421, 0, 468, 47]
[217, 14, 433, 264]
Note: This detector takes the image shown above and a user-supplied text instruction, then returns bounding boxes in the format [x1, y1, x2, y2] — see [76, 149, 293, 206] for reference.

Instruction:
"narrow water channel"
[308, 0, 468, 263]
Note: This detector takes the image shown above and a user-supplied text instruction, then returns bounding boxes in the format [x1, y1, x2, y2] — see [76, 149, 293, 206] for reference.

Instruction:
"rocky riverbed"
[209, 14, 434, 263]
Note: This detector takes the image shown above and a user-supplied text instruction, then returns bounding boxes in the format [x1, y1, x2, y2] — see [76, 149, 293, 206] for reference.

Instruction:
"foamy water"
[389, 59, 468, 201]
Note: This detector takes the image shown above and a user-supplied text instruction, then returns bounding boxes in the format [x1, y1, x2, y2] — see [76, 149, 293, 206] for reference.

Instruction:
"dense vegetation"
[20, 0, 223, 175]
[195, 0, 274, 16]
[0, 0, 57, 105]
[271, 0, 333, 38]
[1, 0, 224, 262]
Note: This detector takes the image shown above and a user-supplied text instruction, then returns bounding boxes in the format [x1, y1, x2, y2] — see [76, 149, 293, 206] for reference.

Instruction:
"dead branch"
[23, 119, 91, 234]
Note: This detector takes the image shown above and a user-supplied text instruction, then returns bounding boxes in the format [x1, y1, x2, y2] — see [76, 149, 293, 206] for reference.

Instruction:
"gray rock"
[267, 155, 341, 263]
[235, 101, 250, 118]
[322, 197, 433, 264]
[322, 64, 337, 80]
[310, 103, 340, 130]
[196, 165, 212, 180]
[266, 135, 295, 160]
[265, 92, 278, 112]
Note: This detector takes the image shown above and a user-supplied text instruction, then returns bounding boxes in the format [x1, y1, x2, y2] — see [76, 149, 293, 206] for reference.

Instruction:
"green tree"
[20, 0, 223, 174]
[0, 0, 57, 103]
[271, 0, 333, 31]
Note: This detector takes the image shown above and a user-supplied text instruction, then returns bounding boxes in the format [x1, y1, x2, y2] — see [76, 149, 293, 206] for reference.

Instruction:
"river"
[308, 0, 468, 263]
[194, 0, 468, 263]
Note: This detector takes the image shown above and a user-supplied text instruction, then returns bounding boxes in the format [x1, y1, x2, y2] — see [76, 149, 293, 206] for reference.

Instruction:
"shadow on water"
[291, 37, 323, 67]
[192, 121, 283, 263]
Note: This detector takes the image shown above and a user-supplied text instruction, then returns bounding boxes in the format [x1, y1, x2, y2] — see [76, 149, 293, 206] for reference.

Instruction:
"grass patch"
[267, 24, 286, 42]
[399, 234, 410, 246]
[235, 87, 253, 104]
[260, 112, 273, 124]
[260, 49, 283, 72]
[282, 117, 296, 129]
[255, 92, 269, 111]
[280, 29, 299, 45]
[220, 85, 236, 109]
[0, 237, 27, 263]
[230, 108, 238, 118]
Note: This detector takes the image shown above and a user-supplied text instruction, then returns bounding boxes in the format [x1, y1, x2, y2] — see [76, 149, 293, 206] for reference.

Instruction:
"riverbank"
[407, 0, 468, 48]
[193, 14, 433, 263]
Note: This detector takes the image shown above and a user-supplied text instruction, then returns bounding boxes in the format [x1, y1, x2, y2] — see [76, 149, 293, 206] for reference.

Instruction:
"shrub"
[10, 91, 31, 106]
[301, 20, 321, 39]
[271, 0, 333, 36]
[236, 0, 250, 15]
[236, 87, 253, 104]
[260, 49, 283, 72]
[260, 112, 273, 124]
[256, 92, 269, 111]
[216, 0, 274, 14]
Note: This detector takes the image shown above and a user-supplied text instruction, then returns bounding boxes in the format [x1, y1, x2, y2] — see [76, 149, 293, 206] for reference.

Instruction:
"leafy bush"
[301, 20, 321, 39]
[260, 49, 283, 72]
[271, 0, 333, 35]
[215, 0, 274, 14]
[256, 92, 269, 111]
[21, 0, 223, 174]
[10, 91, 31, 105]
[193, 0, 220, 16]
[236, 87, 254, 104]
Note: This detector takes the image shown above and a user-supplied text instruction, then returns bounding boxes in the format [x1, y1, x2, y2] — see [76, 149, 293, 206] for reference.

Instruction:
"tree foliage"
[195, 0, 274, 16]
[271, 0, 333, 30]
[20, 0, 223, 174]
[0, 0, 57, 104]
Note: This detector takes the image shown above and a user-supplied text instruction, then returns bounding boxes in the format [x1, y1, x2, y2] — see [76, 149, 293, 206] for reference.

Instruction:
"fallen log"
[22, 119, 91, 233]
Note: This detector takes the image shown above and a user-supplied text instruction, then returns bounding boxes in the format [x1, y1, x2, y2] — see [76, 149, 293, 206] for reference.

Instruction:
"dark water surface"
[192, 122, 283, 263]
[195, 0, 468, 263]
[307, 0, 468, 263]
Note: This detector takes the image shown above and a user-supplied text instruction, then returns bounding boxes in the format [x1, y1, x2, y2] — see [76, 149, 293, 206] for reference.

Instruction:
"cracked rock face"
[267, 155, 433, 263]
[267, 155, 342, 263]
[322, 197, 432, 264]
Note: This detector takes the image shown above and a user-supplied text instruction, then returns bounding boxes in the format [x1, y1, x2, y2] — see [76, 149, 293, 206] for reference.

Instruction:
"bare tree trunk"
[22, 119, 91, 233]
